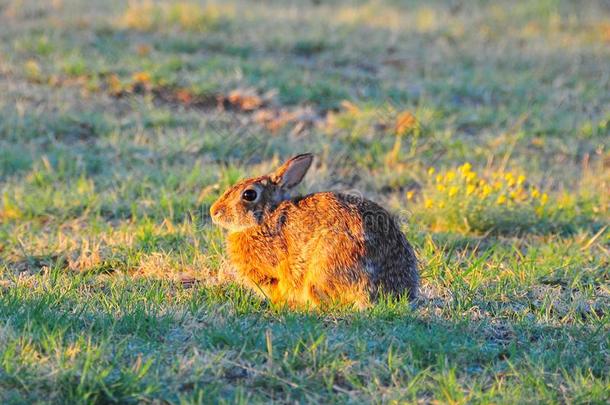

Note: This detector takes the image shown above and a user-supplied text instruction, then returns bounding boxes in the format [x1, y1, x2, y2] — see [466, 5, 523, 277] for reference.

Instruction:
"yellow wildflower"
[496, 195, 507, 205]
[540, 193, 548, 205]
[517, 175, 526, 185]
[480, 184, 492, 198]
[438, 201, 445, 208]
[428, 167, 435, 176]
[531, 187, 540, 198]
[436, 174, 443, 183]
[448, 186, 459, 197]
[437, 184, 446, 192]
[459, 162, 472, 174]
[509, 190, 520, 200]
[445, 171, 456, 181]
[406, 190, 415, 200]
[424, 198, 434, 208]
[465, 172, 477, 183]
[466, 184, 476, 195]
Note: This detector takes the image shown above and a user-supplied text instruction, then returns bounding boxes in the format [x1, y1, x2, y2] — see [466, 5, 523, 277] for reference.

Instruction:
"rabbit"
[209, 153, 418, 308]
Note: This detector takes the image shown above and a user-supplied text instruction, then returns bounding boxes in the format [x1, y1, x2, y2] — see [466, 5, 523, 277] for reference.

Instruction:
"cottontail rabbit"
[210, 153, 418, 308]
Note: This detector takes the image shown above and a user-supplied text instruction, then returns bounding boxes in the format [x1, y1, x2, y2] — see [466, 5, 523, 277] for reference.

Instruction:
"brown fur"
[210, 154, 418, 308]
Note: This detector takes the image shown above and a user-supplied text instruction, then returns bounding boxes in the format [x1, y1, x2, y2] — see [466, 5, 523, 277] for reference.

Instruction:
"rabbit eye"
[242, 189, 258, 202]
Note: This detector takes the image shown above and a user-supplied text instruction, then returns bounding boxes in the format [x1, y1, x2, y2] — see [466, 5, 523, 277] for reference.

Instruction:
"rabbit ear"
[271, 153, 313, 189]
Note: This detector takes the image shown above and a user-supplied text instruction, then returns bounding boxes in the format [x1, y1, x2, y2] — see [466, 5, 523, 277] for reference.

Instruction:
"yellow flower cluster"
[421, 163, 548, 213]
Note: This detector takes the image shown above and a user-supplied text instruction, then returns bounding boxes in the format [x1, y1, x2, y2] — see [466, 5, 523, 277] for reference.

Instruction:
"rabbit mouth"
[211, 216, 255, 233]
[210, 215, 231, 229]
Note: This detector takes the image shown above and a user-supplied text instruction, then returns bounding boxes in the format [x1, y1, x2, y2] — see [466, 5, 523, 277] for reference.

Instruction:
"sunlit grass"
[120, 1, 234, 33]
[0, 0, 608, 403]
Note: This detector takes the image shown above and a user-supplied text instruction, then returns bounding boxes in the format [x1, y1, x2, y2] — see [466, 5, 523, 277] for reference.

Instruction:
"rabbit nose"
[210, 204, 224, 219]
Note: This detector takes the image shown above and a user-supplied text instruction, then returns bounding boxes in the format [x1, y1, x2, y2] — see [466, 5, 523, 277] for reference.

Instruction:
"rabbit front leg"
[227, 232, 280, 300]
[245, 272, 298, 307]
[235, 265, 280, 300]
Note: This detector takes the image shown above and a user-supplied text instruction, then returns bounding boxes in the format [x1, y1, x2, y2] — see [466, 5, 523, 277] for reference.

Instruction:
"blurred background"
[1, 1, 607, 236]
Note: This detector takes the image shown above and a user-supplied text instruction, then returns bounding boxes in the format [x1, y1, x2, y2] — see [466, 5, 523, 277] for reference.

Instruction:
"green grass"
[0, 0, 609, 403]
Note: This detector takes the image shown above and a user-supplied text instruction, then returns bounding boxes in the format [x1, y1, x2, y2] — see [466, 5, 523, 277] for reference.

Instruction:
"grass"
[0, 0, 608, 403]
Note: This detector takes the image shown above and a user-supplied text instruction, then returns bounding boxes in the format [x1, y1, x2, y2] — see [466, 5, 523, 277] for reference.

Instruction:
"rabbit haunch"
[210, 154, 418, 308]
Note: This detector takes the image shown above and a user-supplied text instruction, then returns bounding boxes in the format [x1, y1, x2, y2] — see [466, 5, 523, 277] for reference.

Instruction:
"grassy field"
[0, 0, 609, 403]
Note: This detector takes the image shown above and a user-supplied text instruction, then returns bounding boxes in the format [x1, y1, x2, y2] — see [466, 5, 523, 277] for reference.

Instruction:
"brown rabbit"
[210, 153, 418, 308]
